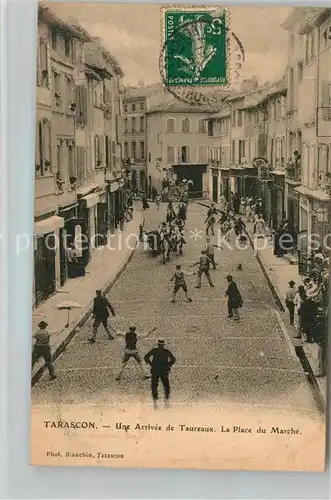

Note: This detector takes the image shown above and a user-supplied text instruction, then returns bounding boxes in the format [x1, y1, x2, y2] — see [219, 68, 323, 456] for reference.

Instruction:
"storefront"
[106, 180, 125, 233]
[220, 168, 230, 199]
[96, 192, 108, 246]
[270, 173, 285, 229]
[34, 214, 64, 306]
[58, 202, 79, 286]
[286, 184, 300, 234]
[78, 192, 100, 265]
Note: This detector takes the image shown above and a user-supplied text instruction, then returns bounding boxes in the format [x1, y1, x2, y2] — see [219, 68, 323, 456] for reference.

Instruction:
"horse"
[146, 231, 161, 257]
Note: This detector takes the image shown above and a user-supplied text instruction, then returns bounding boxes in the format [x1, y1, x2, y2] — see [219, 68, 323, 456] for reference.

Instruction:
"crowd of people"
[32, 189, 328, 406]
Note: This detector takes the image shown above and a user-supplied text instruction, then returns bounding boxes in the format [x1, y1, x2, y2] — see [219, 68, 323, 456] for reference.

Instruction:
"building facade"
[282, 8, 331, 266]
[122, 89, 148, 194]
[34, 5, 91, 306]
[146, 102, 219, 201]
[34, 5, 124, 307]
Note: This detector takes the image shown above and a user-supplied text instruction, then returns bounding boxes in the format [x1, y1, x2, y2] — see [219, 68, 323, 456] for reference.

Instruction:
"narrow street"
[32, 203, 319, 414]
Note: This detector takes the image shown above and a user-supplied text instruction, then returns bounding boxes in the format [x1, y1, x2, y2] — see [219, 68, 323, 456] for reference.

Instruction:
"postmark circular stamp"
[159, 7, 245, 108]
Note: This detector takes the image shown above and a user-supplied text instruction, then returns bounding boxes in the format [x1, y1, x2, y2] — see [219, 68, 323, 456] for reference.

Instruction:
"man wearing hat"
[32, 320, 57, 380]
[225, 275, 242, 321]
[144, 339, 176, 408]
[284, 280, 296, 325]
[115, 325, 156, 381]
[88, 289, 116, 343]
[191, 250, 214, 288]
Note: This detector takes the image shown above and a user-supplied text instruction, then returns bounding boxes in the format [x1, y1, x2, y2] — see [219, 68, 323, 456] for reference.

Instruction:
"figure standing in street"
[285, 280, 296, 325]
[155, 193, 162, 210]
[205, 237, 217, 269]
[142, 195, 149, 210]
[170, 264, 194, 303]
[205, 203, 217, 235]
[115, 326, 156, 381]
[88, 289, 116, 343]
[191, 250, 215, 288]
[32, 321, 57, 380]
[254, 214, 266, 237]
[144, 339, 176, 409]
[225, 275, 242, 321]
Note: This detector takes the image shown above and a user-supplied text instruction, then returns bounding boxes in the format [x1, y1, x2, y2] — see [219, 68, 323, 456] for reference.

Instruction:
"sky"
[47, 3, 293, 87]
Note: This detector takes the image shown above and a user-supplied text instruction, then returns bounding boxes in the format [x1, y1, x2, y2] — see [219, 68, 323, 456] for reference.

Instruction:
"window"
[75, 86, 88, 126]
[95, 135, 101, 166]
[232, 140, 236, 162]
[140, 141, 145, 159]
[38, 39, 48, 88]
[290, 34, 295, 52]
[53, 71, 62, 108]
[124, 118, 128, 133]
[238, 110, 243, 127]
[239, 140, 245, 161]
[181, 146, 190, 163]
[310, 31, 315, 60]
[198, 145, 207, 163]
[322, 81, 331, 120]
[148, 153, 151, 162]
[298, 62, 303, 84]
[323, 25, 331, 47]
[124, 104, 128, 112]
[140, 102, 144, 112]
[132, 141, 136, 159]
[207, 120, 213, 137]
[68, 145, 76, 178]
[124, 142, 129, 159]
[57, 143, 62, 179]
[51, 30, 57, 51]
[232, 109, 237, 127]
[167, 145, 175, 164]
[211, 147, 215, 161]
[132, 117, 136, 132]
[64, 37, 73, 60]
[132, 103, 136, 112]
[66, 77, 74, 109]
[167, 118, 175, 133]
[198, 119, 206, 133]
[181, 118, 190, 133]
[140, 117, 144, 132]
[76, 146, 86, 185]
[289, 67, 294, 110]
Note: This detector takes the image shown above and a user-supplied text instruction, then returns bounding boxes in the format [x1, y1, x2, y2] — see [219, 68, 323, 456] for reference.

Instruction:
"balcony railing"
[285, 164, 301, 183]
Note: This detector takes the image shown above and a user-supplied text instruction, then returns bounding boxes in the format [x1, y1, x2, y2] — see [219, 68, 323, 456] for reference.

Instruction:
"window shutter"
[94, 135, 98, 166]
[322, 81, 331, 120]
[186, 146, 190, 162]
[36, 40, 41, 87]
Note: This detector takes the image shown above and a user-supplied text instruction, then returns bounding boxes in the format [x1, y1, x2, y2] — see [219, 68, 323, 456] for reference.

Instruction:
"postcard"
[30, 3, 329, 470]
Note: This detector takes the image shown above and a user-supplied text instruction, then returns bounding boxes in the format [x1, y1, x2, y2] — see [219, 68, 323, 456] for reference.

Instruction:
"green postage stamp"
[161, 6, 229, 87]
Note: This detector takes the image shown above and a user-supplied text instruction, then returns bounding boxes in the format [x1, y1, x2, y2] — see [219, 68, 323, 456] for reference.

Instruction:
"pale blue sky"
[48, 3, 292, 86]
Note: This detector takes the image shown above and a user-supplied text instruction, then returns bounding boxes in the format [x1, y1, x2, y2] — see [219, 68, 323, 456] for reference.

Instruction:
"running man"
[170, 264, 194, 303]
[115, 325, 156, 381]
[205, 237, 217, 270]
[88, 289, 116, 343]
[191, 250, 214, 288]
[144, 339, 176, 409]
[32, 320, 57, 380]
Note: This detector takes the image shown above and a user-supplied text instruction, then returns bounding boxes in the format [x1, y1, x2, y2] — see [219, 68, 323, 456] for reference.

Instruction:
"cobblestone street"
[32, 203, 319, 414]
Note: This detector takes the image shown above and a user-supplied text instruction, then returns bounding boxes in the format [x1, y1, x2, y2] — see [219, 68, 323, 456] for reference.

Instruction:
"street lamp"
[312, 204, 329, 224]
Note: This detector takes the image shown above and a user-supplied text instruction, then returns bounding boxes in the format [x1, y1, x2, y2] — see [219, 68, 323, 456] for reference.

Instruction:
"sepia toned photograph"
[30, 3, 329, 471]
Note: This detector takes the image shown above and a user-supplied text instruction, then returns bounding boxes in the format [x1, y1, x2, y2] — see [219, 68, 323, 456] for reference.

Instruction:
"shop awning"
[34, 215, 64, 236]
[81, 193, 100, 208]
